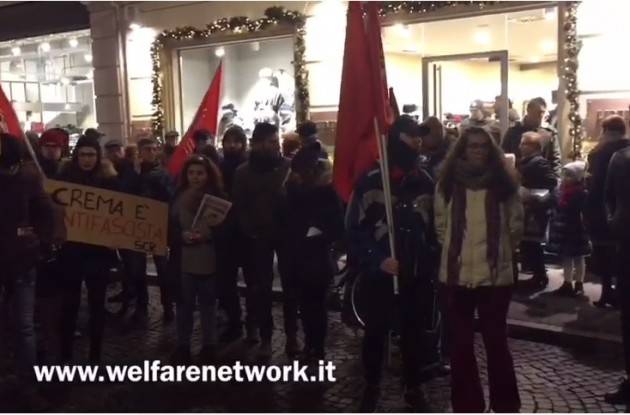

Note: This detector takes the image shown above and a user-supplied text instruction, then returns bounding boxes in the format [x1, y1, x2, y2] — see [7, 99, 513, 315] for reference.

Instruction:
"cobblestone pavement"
[0, 284, 627, 413]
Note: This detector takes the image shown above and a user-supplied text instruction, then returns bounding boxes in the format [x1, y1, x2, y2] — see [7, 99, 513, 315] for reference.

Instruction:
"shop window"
[177, 36, 295, 137]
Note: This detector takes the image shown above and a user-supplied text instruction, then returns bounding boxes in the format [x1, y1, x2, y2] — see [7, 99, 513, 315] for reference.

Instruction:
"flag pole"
[22, 133, 44, 176]
[373, 117, 399, 295]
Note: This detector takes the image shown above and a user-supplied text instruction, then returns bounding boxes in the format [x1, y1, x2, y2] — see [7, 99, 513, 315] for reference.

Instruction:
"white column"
[86, 1, 130, 144]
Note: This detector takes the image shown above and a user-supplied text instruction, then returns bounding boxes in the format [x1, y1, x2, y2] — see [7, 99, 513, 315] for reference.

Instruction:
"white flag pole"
[373, 117, 399, 295]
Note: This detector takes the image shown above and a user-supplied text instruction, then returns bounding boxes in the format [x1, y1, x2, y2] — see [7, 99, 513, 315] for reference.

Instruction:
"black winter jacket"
[502, 122, 562, 176]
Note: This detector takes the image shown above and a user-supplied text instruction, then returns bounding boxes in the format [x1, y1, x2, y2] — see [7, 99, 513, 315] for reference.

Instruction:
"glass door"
[422, 50, 509, 136]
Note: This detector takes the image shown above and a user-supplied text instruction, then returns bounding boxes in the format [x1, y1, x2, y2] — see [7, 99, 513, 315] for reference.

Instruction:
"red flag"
[0, 84, 24, 138]
[333, 2, 380, 202]
[167, 60, 223, 177]
[365, 2, 393, 131]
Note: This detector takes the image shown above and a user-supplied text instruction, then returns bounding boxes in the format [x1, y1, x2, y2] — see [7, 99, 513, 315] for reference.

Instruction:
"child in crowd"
[170, 155, 226, 363]
[546, 161, 592, 296]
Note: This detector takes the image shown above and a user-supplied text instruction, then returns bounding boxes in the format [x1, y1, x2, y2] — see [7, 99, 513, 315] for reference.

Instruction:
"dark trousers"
[593, 244, 618, 300]
[242, 237, 298, 341]
[519, 241, 547, 279]
[59, 267, 108, 363]
[217, 243, 243, 329]
[362, 275, 434, 388]
[618, 241, 630, 377]
[128, 251, 171, 310]
[445, 285, 520, 413]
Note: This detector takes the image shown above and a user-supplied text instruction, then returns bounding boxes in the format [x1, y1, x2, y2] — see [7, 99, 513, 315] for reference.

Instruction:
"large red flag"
[365, 2, 393, 132]
[333, 2, 380, 202]
[0, 84, 24, 138]
[167, 60, 223, 177]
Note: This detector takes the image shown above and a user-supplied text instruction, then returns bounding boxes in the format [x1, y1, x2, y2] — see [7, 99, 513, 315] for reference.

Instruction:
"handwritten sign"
[44, 179, 168, 255]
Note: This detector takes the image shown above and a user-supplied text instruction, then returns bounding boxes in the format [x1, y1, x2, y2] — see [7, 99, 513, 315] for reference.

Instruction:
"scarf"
[446, 159, 501, 285]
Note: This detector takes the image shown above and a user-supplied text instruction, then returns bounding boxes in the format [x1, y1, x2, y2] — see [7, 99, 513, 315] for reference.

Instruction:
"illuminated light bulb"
[40, 42, 51, 52]
[84, 54, 93, 63]
[215, 47, 225, 57]
[69, 38, 79, 48]
[11, 46, 21, 56]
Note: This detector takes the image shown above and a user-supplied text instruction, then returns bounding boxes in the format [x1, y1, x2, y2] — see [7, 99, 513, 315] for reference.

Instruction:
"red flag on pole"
[333, 2, 380, 202]
[0, 84, 24, 138]
[167, 60, 223, 177]
[365, 2, 393, 132]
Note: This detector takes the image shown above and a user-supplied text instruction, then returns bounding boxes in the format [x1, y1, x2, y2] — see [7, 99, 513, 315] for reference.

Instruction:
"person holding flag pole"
[335, 2, 441, 411]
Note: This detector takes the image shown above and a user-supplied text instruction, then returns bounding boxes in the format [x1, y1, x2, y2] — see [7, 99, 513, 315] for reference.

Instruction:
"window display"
[178, 36, 296, 137]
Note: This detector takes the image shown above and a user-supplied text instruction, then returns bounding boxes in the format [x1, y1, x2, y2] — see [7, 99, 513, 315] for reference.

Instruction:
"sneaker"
[573, 282, 584, 296]
[604, 379, 630, 405]
[257, 340, 272, 360]
[404, 385, 430, 411]
[358, 384, 380, 412]
[219, 325, 243, 343]
[285, 336, 301, 359]
[553, 281, 575, 297]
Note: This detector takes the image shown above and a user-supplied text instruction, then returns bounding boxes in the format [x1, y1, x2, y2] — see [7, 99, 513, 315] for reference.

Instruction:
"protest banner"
[44, 179, 169, 255]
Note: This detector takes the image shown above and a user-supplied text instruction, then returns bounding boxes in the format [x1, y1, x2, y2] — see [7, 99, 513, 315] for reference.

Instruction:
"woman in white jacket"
[435, 126, 524, 413]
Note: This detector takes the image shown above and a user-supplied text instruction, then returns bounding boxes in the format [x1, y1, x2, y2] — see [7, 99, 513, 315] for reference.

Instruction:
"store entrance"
[422, 50, 509, 136]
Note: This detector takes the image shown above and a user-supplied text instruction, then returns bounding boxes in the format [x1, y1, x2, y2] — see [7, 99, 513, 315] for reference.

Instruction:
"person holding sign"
[169, 155, 227, 364]
[57, 135, 119, 363]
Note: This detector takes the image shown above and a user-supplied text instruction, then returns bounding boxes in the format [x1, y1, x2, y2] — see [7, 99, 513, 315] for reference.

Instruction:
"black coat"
[585, 136, 630, 244]
[502, 122, 562, 176]
[605, 146, 630, 242]
[546, 187, 591, 257]
[277, 180, 344, 284]
[518, 155, 558, 242]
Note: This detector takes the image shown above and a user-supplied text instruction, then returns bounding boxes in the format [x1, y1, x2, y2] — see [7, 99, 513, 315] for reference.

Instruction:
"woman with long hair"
[434, 126, 523, 412]
[169, 155, 226, 363]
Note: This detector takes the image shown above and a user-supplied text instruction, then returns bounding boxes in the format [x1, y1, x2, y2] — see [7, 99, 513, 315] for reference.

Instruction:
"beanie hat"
[0, 133, 23, 168]
[562, 160, 586, 182]
[40, 128, 68, 147]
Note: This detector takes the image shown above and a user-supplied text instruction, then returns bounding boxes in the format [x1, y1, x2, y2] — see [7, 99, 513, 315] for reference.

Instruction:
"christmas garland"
[378, 1, 496, 16]
[562, 2, 582, 159]
[150, 7, 308, 137]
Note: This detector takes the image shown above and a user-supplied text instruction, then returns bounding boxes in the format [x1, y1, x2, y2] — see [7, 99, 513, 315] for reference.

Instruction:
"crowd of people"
[1, 95, 630, 412]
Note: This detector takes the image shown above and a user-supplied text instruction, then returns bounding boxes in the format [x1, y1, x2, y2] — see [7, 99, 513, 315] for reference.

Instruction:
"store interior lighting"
[215, 47, 225, 57]
[11, 46, 21, 56]
[473, 27, 490, 45]
[61, 77, 70, 86]
[129, 22, 142, 31]
[39, 42, 51, 52]
[84, 53, 93, 63]
[69, 38, 79, 48]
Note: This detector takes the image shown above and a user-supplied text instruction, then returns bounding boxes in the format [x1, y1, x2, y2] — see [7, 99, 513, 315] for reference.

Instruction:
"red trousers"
[443, 285, 520, 413]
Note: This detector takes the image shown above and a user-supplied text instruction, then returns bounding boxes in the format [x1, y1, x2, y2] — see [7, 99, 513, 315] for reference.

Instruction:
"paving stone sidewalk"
[0, 283, 627, 413]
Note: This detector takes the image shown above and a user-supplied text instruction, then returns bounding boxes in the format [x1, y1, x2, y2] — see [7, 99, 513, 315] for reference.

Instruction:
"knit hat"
[562, 160, 586, 182]
[40, 128, 68, 147]
[74, 135, 101, 156]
